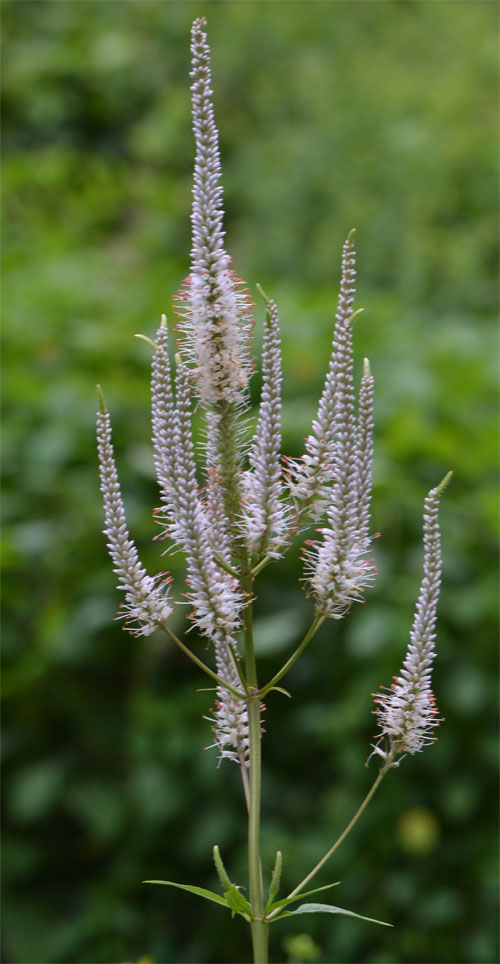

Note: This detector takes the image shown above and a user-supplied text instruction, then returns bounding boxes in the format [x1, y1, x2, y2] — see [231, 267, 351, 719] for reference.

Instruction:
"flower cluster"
[97, 17, 448, 776]
[370, 473, 452, 767]
[296, 232, 376, 618]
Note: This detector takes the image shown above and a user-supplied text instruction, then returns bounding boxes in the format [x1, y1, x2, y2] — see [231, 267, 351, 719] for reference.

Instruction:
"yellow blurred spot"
[283, 932, 321, 963]
[397, 806, 440, 855]
[114, 957, 154, 964]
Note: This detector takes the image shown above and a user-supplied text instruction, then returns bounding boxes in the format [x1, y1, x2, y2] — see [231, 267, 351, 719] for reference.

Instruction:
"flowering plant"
[97, 18, 451, 963]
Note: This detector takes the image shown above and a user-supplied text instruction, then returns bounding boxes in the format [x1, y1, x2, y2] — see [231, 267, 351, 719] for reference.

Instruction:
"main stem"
[243, 575, 269, 963]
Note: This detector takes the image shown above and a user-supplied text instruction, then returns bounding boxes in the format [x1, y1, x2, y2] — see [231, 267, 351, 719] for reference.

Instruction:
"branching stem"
[161, 623, 246, 700]
[267, 769, 386, 920]
[259, 613, 325, 698]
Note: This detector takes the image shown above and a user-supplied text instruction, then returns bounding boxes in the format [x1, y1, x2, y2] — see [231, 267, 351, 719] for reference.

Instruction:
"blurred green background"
[2, 1, 498, 962]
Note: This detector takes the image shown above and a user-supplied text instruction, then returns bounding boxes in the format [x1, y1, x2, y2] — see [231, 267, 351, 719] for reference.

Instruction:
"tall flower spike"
[370, 472, 452, 768]
[288, 229, 357, 518]
[96, 388, 173, 636]
[151, 316, 176, 499]
[175, 17, 254, 408]
[356, 357, 374, 541]
[241, 291, 288, 560]
[303, 234, 375, 618]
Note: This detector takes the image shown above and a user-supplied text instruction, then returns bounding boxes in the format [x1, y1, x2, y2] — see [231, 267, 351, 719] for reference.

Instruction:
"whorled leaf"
[275, 901, 393, 926]
[223, 884, 252, 920]
[143, 880, 230, 909]
[266, 882, 340, 916]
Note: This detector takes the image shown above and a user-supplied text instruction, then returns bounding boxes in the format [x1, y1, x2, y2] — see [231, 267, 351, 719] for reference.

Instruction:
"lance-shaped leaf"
[264, 850, 283, 912]
[213, 845, 233, 891]
[143, 880, 230, 909]
[275, 901, 392, 927]
[266, 882, 340, 916]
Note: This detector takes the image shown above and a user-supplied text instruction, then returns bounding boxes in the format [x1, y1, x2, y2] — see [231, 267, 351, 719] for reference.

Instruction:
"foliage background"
[2, 1, 498, 963]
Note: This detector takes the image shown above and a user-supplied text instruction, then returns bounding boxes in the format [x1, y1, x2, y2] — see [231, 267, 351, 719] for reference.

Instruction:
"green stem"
[250, 918, 269, 963]
[161, 624, 245, 700]
[243, 576, 269, 963]
[267, 769, 386, 920]
[259, 613, 325, 698]
[214, 552, 240, 580]
[251, 554, 272, 578]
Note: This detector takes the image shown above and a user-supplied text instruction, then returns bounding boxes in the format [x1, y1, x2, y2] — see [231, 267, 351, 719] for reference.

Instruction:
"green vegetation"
[2, 2, 498, 962]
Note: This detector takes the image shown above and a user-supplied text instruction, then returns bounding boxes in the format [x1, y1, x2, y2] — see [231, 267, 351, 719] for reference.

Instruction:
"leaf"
[213, 845, 233, 891]
[267, 882, 340, 915]
[223, 885, 252, 920]
[143, 880, 229, 909]
[276, 901, 393, 927]
[264, 850, 283, 911]
[268, 686, 292, 699]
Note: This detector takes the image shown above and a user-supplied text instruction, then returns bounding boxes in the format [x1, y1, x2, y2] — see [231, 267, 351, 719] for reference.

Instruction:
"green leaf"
[213, 845, 233, 891]
[143, 880, 229, 909]
[276, 902, 393, 927]
[268, 686, 292, 698]
[265, 850, 283, 911]
[267, 882, 340, 915]
[223, 884, 252, 920]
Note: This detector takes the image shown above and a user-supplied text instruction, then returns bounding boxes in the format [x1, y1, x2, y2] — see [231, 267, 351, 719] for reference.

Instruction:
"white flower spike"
[96, 388, 173, 637]
[241, 290, 289, 560]
[174, 17, 254, 408]
[370, 472, 452, 768]
[302, 233, 376, 618]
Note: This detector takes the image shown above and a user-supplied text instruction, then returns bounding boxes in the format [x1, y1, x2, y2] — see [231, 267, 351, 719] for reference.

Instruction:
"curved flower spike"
[370, 472, 452, 768]
[96, 388, 173, 636]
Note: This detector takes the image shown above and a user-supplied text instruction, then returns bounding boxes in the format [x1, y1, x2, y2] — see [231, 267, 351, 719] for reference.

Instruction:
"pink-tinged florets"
[204, 630, 250, 767]
[174, 267, 255, 407]
[371, 681, 441, 762]
[119, 573, 174, 637]
[303, 532, 376, 619]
